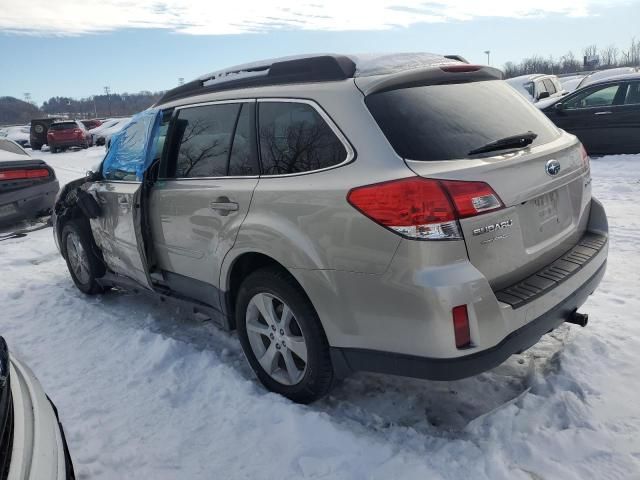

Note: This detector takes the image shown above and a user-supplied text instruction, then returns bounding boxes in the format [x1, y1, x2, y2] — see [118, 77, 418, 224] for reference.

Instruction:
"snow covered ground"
[1, 147, 639, 479]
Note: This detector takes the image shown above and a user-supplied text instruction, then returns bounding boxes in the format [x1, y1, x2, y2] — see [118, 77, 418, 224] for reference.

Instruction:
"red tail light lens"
[347, 178, 460, 240]
[452, 305, 471, 349]
[579, 143, 590, 172]
[440, 180, 503, 218]
[0, 168, 50, 180]
[347, 177, 504, 240]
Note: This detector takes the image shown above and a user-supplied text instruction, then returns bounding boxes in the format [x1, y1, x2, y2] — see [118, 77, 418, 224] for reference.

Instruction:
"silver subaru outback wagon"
[53, 53, 608, 403]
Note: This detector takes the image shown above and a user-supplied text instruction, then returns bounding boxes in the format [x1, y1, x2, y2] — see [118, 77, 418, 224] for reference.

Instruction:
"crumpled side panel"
[102, 109, 162, 181]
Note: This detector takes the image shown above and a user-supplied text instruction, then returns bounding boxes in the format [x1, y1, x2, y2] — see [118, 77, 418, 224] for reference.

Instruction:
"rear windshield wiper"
[468, 131, 538, 156]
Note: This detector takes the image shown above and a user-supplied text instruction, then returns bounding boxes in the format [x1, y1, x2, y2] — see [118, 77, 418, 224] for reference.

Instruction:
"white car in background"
[90, 117, 131, 146]
[506, 74, 566, 104]
[575, 66, 640, 90]
[0, 125, 31, 149]
[558, 74, 588, 93]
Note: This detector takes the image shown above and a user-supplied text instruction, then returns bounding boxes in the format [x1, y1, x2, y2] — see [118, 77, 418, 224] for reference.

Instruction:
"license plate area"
[520, 186, 573, 247]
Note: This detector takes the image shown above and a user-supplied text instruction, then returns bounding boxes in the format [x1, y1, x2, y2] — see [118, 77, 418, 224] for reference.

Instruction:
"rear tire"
[61, 220, 105, 295]
[50, 146, 57, 154]
[236, 267, 334, 403]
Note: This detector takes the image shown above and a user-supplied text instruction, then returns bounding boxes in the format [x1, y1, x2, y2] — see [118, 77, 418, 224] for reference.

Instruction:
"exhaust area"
[566, 310, 589, 327]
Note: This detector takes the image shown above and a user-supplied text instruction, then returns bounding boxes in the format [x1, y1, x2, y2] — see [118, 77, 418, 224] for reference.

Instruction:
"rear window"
[49, 122, 77, 131]
[365, 80, 560, 161]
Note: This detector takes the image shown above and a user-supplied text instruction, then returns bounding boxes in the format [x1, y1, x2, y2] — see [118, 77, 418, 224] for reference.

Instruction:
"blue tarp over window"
[102, 109, 162, 181]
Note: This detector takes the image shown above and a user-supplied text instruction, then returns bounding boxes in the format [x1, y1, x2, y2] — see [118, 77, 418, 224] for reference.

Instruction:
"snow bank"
[1, 148, 639, 479]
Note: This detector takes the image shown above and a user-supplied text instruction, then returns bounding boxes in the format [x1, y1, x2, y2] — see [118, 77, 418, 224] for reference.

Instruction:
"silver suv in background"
[506, 73, 566, 103]
[53, 53, 608, 403]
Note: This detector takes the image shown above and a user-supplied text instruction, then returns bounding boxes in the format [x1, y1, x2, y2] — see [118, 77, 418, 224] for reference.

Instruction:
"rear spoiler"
[356, 65, 503, 96]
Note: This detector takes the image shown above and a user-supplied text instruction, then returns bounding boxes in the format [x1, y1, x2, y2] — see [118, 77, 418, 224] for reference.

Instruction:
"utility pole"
[104, 86, 111, 116]
[484, 50, 491, 66]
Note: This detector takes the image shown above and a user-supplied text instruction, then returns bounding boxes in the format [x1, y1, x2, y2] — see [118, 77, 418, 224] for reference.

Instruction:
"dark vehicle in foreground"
[0, 139, 59, 228]
[30, 118, 62, 151]
[0, 337, 74, 479]
[53, 53, 607, 403]
[542, 73, 640, 155]
[47, 121, 92, 154]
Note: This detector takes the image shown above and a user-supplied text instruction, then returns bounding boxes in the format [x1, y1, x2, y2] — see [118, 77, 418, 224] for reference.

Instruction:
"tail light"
[0, 168, 50, 181]
[452, 305, 471, 349]
[346, 177, 504, 240]
[579, 143, 590, 172]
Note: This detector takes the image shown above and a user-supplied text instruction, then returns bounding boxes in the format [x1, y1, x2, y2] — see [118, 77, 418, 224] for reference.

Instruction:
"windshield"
[365, 80, 560, 161]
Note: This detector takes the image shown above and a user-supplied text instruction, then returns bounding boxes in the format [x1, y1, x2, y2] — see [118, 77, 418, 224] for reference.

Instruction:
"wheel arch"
[222, 251, 317, 331]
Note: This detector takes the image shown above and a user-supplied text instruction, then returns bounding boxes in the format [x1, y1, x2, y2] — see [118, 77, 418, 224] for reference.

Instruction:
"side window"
[229, 104, 259, 176]
[172, 103, 240, 178]
[536, 80, 548, 98]
[543, 79, 556, 94]
[624, 82, 640, 105]
[523, 82, 535, 97]
[564, 84, 621, 109]
[258, 102, 347, 175]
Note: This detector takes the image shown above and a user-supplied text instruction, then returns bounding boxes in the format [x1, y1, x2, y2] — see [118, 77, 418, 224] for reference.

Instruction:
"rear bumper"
[0, 180, 59, 227]
[49, 140, 85, 148]
[295, 197, 608, 380]
[331, 260, 606, 380]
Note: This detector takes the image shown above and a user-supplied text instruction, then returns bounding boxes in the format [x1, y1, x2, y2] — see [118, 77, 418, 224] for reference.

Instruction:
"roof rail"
[156, 54, 357, 106]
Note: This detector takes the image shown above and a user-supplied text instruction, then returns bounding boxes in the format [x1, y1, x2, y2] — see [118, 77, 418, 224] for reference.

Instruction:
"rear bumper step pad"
[495, 232, 607, 309]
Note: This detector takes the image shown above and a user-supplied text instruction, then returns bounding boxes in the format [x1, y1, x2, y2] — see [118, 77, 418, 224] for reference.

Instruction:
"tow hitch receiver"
[566, 310, 589, 327]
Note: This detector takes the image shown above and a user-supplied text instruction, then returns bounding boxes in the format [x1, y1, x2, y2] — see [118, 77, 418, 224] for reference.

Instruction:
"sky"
[0, 0, 639, 105]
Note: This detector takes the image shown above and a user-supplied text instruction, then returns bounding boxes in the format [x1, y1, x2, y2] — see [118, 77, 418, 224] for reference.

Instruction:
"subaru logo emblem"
[545, 159, 561, 176]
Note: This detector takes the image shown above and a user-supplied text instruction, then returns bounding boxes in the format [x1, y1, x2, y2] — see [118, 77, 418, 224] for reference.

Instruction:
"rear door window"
[365, 80, 560, 161]
[258, 102, 348, 175]
[172, 103, 240, 178]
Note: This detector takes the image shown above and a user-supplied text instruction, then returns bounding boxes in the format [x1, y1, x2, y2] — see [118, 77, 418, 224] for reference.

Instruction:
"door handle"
[594, 111, 612, 115]
[209, 197, 239, 215]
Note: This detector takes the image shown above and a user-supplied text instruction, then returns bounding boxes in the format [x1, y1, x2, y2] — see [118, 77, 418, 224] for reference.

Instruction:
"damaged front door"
[87, 109, 164, 290]
[89, 180, 152, 289]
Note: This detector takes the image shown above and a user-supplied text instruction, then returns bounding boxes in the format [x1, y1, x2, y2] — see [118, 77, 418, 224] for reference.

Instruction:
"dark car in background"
[47, 121, 92, 154]
[542, 73, 640, 155]
[0, 337, 75, 479]
[0, 138, 59, 228]
[81, 119, 103, 130]
[30, 118, 62, 151]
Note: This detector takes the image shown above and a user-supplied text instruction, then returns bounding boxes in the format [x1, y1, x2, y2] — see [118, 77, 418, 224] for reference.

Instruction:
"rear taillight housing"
[347, 177, 504, 240]
[0, 168, 50, 181]
[579, 143, 590, 172]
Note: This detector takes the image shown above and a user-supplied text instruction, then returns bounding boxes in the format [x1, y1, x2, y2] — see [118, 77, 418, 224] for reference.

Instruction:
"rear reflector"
[0, 168, 50, 181]
[452, 305, 471, 349]
[347, 177, 503, 240]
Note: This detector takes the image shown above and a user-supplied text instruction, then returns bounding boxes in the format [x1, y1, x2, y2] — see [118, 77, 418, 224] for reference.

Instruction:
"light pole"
[104, 86, 111, 116]
[484, 50, 491, 66]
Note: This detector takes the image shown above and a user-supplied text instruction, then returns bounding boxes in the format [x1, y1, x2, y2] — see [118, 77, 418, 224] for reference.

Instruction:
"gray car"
[52, 53, 608, 403]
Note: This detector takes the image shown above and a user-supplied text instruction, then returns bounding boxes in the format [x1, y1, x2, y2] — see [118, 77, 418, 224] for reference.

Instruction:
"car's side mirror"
[554, 102, 566, 112]
[538, 91, 551, 100]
